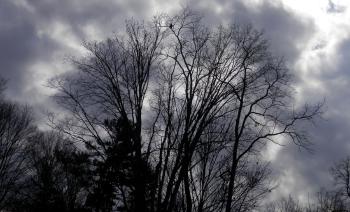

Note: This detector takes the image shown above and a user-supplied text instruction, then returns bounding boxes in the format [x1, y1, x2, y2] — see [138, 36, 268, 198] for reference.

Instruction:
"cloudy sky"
[1, 0, 350, 204]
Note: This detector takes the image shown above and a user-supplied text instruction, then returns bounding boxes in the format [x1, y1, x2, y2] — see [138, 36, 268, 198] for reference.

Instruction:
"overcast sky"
[1, 0, 350, 204]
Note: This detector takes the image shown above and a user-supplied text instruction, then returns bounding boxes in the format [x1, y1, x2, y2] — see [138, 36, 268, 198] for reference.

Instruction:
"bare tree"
[50, 9, 321, 212]
[265, 190, 348, 212]
[0, 78, 6, 95]
[264, 196, 305, 212]
[314, 189, 348, 212]
[19, 131, 90, 212]
[50, 17, 166, 212]
[331, 156, 350, 200]
[0, 78, 35, 210]
[153, 9, 321, 212]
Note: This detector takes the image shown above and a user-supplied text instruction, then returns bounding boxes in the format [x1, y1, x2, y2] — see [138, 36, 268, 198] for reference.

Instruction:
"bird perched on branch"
[169, 23, 173, 29]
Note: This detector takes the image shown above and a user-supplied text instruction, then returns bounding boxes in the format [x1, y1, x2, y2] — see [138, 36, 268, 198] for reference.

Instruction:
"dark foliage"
[7, 131, 91, 212]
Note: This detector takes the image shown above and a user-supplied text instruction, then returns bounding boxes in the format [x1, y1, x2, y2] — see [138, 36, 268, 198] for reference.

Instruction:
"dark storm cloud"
[266, 34, 350, 202]
[0, 0, 154, 96]
[230, 1, 316, 65]
[187, 0, 315, 64]
[25, 0, 153, 40]
[0, 1, 59, 99]
[0, 0, 154, 125]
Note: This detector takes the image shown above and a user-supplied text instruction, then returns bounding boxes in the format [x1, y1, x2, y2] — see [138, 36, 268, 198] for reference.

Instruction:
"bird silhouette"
[169, 23, 173, 29]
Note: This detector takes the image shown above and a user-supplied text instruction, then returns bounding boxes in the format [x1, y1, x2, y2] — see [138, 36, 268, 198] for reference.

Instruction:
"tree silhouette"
[7, 131, 91, 212]
[331, 156, 350, 200]
[85, 117, 156, 212]
[0, 78, 35, 210]
[49, 9, 322, 212]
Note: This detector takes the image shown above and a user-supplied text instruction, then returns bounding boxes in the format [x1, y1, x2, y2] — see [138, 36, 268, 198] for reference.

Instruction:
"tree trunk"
[225, 158, 238, 212]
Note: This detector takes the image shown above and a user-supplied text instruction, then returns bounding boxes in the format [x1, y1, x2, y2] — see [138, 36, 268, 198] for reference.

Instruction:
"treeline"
[0, 79, 90, 211]
[266, 156, 350, 211]
[1, 9, 345, 212]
